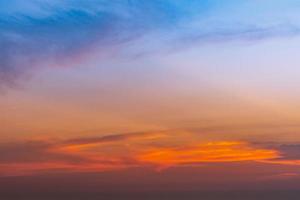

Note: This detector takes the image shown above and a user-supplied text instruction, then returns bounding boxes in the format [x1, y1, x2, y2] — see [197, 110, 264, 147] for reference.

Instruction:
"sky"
[2, 0, 300, 199]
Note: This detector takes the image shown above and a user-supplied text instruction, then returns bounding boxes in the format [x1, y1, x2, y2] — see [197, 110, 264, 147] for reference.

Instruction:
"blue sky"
[2, 0, 300, 87]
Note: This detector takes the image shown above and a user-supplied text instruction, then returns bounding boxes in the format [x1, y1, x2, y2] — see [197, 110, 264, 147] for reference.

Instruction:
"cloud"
[0, 132, 281, 176]
[137, 140, 300, 170]
[62, 131, 164, 146]
[0, 132, 164, 176]
[0, 5, 126, 87]
[2, 131, 300, 176]
[276, 144, 300, 160]
[2, 0, 300, 88]
[0, 140, 84, 164]
[137, 141, 279, 170]
[0, 0, 183, 88]
[257, 144, 300, 166]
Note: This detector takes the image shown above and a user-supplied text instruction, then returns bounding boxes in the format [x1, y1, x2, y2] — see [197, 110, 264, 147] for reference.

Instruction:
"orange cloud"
[57, 131, 165, 153]
[4, 131, 300, 176]
[137, 141, 279, 169]
[259, 159, 300, 166]
[0, 132, 165, 176]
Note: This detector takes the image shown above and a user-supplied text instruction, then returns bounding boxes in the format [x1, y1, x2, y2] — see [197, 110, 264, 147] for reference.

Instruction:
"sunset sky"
[2, 0, 300, 199]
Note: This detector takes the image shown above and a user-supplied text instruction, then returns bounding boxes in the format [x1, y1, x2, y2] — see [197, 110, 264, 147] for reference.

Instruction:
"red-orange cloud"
[137, 141, 279, 169]
[3, 132, 300, 176]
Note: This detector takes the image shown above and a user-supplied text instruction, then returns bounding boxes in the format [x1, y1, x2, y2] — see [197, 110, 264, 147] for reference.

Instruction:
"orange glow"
[57, 143, 101, 153]
[0, 161, 131, 177]
[137, 141, 279, 168]
[259, 159, 300, 166]
[1, 133, 295, 176]
[55, 132, 166, 153]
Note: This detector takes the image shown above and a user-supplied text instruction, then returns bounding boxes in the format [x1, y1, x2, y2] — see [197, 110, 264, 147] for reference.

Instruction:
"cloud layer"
[2, 0, 300, 87]
[1, 131, 300, 176]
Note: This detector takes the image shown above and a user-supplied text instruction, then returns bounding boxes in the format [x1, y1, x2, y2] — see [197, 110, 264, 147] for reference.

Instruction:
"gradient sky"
[2, 0, 300, 199]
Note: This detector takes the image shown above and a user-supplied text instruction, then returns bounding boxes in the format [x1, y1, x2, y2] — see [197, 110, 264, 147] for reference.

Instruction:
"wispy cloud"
[258, 144, 300, 166]
[2, 0, 300, 88]
[0, 132, 165, 176]
[137, 141, 279, 170]
[0, 0, 186, 87]
[2, 131, 300, 176]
